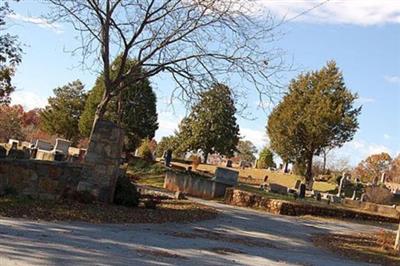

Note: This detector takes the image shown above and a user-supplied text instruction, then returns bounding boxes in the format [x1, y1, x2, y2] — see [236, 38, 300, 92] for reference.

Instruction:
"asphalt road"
[0, 198, 389, 266]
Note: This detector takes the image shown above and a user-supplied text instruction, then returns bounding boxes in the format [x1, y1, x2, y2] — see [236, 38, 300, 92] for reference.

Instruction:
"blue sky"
[6, 0, 400, 166]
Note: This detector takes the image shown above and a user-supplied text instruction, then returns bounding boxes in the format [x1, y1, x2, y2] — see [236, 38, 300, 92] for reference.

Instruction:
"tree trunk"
[305, 153, 313, 185]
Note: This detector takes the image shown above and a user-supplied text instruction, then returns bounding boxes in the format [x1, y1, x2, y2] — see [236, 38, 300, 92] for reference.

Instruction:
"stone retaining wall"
[224, 188, 400, 223]
[164, 169, 231, 199]
[0, 159, 85, 199]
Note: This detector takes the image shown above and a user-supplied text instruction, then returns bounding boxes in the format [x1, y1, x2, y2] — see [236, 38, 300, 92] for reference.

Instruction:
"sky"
[5, 0, 400, 166]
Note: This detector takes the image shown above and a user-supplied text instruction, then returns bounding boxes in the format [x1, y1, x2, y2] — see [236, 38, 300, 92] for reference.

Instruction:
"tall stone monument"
[82, 120, 125, 203]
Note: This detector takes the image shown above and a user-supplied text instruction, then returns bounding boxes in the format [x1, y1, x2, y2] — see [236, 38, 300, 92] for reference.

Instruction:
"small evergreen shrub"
[114, 175, 140, 207]
[137, 139, 154, 161]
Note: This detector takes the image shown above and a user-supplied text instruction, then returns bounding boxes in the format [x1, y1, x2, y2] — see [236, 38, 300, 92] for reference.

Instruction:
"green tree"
[40, 80, 87, 143]
[237, 140, 258, 162]
[0, 1, 22, 104]
[177, 84, 239, 163]
[256, 147, 275, 169]
[155, 135, 179, 158]
[267, 61, 361, 182]
[79, 57, 158, 151]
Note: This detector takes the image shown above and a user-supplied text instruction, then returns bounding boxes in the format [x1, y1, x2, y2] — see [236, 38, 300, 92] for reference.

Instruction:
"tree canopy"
[0, 104, 24, 142]
[267, 61, 361, 181]
[354, 152, 392, 183]
[177, 83, 239, 163]
[236, 140, 258, 162]
[79, 56, 158, 151]
[0, 1, 22, 104]
[40, 80, 87, 143]
[256, 146, 275, 169]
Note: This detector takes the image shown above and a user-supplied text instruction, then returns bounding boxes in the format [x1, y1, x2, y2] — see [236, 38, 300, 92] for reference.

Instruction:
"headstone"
[35, 140, 53, 151]
[164, 149, 172, 167]
[0, 146, 6, 158]
[213, 167, 238, 186]
[299, 183, 306, 198]
[53, 138, 71, 155]
[315, 191, 322, 201]
[294, 180, 301, 190]
[8, 139, 19, 146]
[351, 190, 357, 200]
[360, 193, 366, 202]
[269, 183, 288, 195]
[226, 159, 233, 168]
[175, 191, 185, 200]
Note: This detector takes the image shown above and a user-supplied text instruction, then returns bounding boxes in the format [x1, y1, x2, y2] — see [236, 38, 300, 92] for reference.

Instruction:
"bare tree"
[45, 0, 284, 134]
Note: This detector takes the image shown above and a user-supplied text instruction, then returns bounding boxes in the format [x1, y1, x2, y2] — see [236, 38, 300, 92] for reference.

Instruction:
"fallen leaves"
[0, 197, 218, 224]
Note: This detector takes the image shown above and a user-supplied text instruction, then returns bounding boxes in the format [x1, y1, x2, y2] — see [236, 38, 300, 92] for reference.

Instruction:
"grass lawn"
[0, 196, 217, 224]
[127, 159, 166, 188]
[313, 232, 400, 266]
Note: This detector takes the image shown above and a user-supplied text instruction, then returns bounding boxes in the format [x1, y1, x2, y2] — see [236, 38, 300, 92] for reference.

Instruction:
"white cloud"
[240, 127, 268, 148]
[8, 13, 63, 34]
[155, 111, 182, 140]
[257, 0, 400, 26]
[11, 90, 47, 111]
[384, 75, 400, 85]
[384, 134, 391, 140]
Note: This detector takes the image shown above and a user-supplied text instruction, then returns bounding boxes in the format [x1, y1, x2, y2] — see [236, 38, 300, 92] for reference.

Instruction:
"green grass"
[127, 158, 166, 188]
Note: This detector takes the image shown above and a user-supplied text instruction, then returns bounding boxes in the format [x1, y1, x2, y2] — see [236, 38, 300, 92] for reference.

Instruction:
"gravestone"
[0, 146, 6, 158]
[269, 183, 288, 195]
[226, 159, 233, 168]
[381, 172, 387, 183]
[337, 174, 346, 197]
[35, 140, 53, 151]
[83, 120, 125, 203]
[351, 190, 357, 200]
[299, 183, 306, 198]
[53, 138, 71, 155]
[294, 180, 301, 190]
[213, 167, 238, 186]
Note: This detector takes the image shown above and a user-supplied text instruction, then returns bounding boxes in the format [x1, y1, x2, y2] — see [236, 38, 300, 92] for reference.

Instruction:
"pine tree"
[267, 61, 361, 182]
[40, 80, 87, 143]
[177, 83, 239, 163]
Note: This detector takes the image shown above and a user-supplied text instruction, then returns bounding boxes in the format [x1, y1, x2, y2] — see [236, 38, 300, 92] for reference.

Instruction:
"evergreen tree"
[79, 56, 158, 151]
[256, 146, 275, 169]
[177, 83, 239, 163]
[40, 80, 86, 143]
[267, 61, 361, 182]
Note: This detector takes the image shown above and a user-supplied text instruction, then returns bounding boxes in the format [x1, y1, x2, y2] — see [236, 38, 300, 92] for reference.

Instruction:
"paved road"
[0, 199, 390, 266]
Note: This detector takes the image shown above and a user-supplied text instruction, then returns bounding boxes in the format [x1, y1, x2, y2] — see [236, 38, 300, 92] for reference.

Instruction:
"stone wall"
[0, 159, 84, 199]
[83, 120, 124, 203]
[164, 169, 231, 199]
[224, 188, 400, 223]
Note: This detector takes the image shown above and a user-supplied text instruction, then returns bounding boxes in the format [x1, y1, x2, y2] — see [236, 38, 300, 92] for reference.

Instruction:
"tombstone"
[35, 139, 53, 151]
[294, 180, 301, 190]
[299, 183, 306, 199]
[8, 139, 19, 146]
[164, 149, 172, 167]
[226, 159, 233, 168]
[213, 167, 238, 186]
[53, 138, 71, 155]
[360, 193, 366, 202]
[315, 191, 322, 201]
[269, 183, 288, 195]
[0, 146, 6, 158]
[351, 190, 357, 200]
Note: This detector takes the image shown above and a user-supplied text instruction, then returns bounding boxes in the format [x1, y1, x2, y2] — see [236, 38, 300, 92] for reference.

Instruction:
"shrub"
[114, 175, 140, 207]
[137, 139, 154, 161]
[364, 185, 393, 205]
[189, 154, 201, 170]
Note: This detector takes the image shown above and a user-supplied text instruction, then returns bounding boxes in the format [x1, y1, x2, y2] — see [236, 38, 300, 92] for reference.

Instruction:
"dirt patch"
[0, 197, 217, 224]
[312, 232, 400, 266]
[135, 248, 187, 259]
